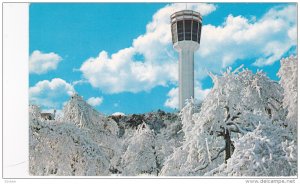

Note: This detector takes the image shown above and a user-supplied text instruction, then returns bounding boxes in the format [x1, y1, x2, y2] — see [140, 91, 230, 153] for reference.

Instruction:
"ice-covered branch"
[226, 121, 248, 135]
[192, 146, 225, 173]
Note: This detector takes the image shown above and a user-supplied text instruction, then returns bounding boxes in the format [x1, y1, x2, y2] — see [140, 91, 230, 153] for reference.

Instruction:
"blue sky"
[29, 3, 297, 115]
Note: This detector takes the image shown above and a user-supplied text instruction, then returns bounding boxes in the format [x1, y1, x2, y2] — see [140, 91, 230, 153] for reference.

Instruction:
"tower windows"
[177, 20, 184, 41]
[170, 11, 202, 44]
[197, 22, 201, 43]
[192, 20, 198, 42]
[184, 20, 192, 40]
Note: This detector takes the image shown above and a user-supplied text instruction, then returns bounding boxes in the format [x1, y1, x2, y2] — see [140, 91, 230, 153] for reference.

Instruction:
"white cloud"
[195, 86, 211, 102]
[87, 97, 103, 107]
[195, 4, 296, 74]
[80, 3, 217, 94]
[29, 50, 62, 74]
[164, 87, 178, 109]
[29, 78, 74, 109]
[164, 85, 211, 109]
[71, 79, 88, 86]
[112, 112, 125, 116]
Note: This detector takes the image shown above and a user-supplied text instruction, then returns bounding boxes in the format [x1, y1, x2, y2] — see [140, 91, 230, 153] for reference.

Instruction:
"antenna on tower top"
[185, 3, 187, 10]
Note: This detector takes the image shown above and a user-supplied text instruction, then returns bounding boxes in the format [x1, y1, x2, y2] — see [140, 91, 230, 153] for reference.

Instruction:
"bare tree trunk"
[224, 129, 232, 162]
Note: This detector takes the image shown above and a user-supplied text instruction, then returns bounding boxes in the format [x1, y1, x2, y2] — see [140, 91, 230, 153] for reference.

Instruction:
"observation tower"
[170, 10, 202, 109]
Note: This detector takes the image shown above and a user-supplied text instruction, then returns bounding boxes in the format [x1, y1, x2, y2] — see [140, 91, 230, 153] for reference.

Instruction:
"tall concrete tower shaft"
[170, 10, 202, 109]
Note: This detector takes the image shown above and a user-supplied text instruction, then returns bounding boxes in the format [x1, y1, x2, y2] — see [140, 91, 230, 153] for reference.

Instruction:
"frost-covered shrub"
[62, 94, 109, 129]
[155, 118, 183, 171]
[116, 111, 182, 174]
[205, 121, 297, 176]
[120, 123, 158, 176]
[61, 93, 121, 171]
[29, 115, 110, 175]
[277, 55, 298, 128]
[161, 100, 223, 176]
[29, 104, 42, 121]
[29, 94, 122, 176]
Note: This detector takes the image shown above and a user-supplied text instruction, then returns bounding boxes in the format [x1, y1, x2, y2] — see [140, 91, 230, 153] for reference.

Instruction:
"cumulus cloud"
[80, 3, 296, 95]
[87, 97, 103, 107]
[196, 4, 297, 76]
[195, 86, 211, 101]
[80, 3, 217, 94]
[112, 112, 125, 116]
[29, 78, 74, 109]
[164, 86, 211, 109]
[29, 50, 62, 74]
[164, 87, 178, 109]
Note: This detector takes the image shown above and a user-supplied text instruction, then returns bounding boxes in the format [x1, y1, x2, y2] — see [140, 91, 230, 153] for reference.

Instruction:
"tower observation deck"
[170, 10, 202, 109]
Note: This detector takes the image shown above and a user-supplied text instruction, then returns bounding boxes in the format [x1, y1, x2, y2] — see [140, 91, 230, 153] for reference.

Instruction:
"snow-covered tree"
[155, 117, 183, 172]
[120, 123, 158, 176]
[29, 94, 123, 175]
[62, 93, 121, 173]
[161, 67, 290, 176]
[29, 104, 42, 120]
[29, 106, 110, 176]
[62, 93, 106, 128]
[160, 100, 218, 176]
[205, 120, 297, 176]
[277, 55, 298, 129]
[114, 110, 182, 174]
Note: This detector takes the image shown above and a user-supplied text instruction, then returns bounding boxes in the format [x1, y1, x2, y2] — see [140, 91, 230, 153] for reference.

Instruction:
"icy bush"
[278, 55, 298, 129]
[155, 118, 183, 171]
[62, 93, 114, 130]
[205, 121, 297, 176]
[29, 113, 110, 175]
[29, 94, 122, 175]
[29, 104, 42, 121]
[61, 93, 121, 171]
[120, 123, 158, 176]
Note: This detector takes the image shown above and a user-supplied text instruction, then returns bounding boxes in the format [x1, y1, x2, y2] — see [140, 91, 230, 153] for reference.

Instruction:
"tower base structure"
[174, 41, 199, 109]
